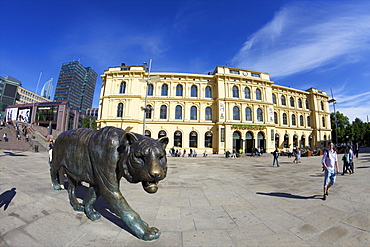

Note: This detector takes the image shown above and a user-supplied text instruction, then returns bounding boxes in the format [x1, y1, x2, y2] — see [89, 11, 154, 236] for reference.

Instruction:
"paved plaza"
[0, 148, 369, 246]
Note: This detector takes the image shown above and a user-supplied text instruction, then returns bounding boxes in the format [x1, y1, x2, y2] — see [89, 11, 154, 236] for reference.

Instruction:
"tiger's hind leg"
[67, 176, 84, 212]
[83, 185, 101, 221]
[50, 163, 62, 190]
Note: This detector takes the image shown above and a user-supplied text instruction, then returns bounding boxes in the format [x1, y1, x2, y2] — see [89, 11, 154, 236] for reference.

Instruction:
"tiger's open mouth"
[142, 180, 158, 193]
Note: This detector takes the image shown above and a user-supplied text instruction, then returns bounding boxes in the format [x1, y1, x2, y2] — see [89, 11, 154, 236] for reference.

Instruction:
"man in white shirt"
[321, 142, 339, 200]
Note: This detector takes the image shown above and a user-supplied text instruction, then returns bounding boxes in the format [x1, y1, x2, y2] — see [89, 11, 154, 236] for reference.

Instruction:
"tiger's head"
[118, 132, 169, 193]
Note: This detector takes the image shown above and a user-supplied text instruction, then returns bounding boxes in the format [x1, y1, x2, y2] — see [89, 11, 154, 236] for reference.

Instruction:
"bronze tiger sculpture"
[50, 126, 169, 241]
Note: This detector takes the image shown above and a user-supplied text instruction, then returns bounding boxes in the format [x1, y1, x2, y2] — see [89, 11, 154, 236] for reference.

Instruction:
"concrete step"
[0, 124, 46, 152]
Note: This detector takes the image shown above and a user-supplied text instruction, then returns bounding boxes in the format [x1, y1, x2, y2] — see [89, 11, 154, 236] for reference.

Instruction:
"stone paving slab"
[0, 149, 369, 246]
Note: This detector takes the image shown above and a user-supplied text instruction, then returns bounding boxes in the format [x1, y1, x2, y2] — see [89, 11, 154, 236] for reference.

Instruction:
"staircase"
[0, 123, 47, 152]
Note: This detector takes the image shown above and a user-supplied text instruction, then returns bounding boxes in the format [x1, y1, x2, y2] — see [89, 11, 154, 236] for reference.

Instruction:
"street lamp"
[328, 87, 338, 145]
[139, 60, 160, 135]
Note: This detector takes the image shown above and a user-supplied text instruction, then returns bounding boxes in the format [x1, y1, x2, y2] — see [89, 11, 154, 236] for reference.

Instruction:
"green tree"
[91, 120, 97, 129]
[330, 111, 350, 143]
[351, 118, 366, 143]
[80, 116, 98, 129]
[365, 122, 370, 145]
[81, 116, 92, 128]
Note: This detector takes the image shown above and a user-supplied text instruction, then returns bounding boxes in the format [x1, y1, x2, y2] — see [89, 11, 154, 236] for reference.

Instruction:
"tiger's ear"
[118, 132, 138, 153]
[158, 136, 169, 149]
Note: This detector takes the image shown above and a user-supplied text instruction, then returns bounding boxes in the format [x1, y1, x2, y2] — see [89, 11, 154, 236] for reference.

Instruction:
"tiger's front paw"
[142, 226, 161, 241]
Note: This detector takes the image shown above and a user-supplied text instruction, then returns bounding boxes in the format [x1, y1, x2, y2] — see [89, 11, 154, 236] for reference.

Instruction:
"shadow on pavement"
[309, 173, 325, 177]
[355, 166, 370, 169]
[73, 184, 138, 238]
[0, 151, 28, 157]
[0, 188, 17, 211]
[256, 192, 321, 200]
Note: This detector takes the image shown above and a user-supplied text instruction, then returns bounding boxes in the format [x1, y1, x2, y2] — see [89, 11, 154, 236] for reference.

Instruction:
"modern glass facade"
[54, 61, 97, 112]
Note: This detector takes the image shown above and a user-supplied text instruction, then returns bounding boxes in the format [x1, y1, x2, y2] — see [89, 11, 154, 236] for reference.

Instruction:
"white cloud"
[329, 91, 370, 122]
[231, 1, 370, 78]
[337, 106, 370, 123]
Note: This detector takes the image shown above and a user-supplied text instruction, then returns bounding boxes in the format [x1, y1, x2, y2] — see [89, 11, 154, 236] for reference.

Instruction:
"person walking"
[3, 133, 8, 142]
[322, 142, 339, 200]
[231, 149, 237, 158]
[341, 147, 350, 175]
[296, 148, 301, 163]
[272, 148, 280, 167]
[349, 145, 354, 174]
[354, 142, 359, 158]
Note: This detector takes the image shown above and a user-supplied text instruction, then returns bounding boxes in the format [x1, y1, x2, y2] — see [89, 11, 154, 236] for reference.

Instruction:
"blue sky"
[1, 0, 369, 122]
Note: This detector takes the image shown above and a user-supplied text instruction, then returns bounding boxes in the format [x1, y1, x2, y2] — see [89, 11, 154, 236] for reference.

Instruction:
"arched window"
[275, 133, 280, 148]
[256, 89, 261, 100]
[284, 134, 289, 148]
[283, 113, 287, 125]
[117, 103, 123, 117]
[257, 108, 263, 121]
[306, 100, 309, 109]
[205, 107, 212, 121]
[293, 135, 298, 147]
[205, 86, 212, 98]
[300, 115, 304, 126]
[175, 105, 182, 119]
[190, 106, 197, 120]
[205, 131, 213, 148]
[176, 84, 183, 96]
[191, 85, 197, 97]
[274, 112, 278, 124]
[301, 135, 305, 148]
[161, 84, 168, 96]
[307, 116, 311, 126]
[292, 114, 296, 125]
[147, 84, 153, 96]
[145, 105, 152, 119]
[290, 97, 294, 107]
[322, 116, 326, 127]
[189, 131, 198, 148]
[233, 106, 240, 120]
[244, 87, 251, 99]
[272, 94, 277, 104]
[119, 82, 126, 94]
[232, 86, 239, 98]
[298, 98, 302, 108]
[144, 130, 151, 137]
[257, 132, 265, 148]
[174, 130, 182, 147]
[245, 107, 252, 121]
[158, 130, 167, 139]
[321, 101, 324, 110]
[160, 105, 167, 119]
[281, 95, 286, 105]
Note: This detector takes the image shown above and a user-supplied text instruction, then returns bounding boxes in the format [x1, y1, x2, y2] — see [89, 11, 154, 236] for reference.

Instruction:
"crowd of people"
[169, 147, 210, 157]
[1, 121, 30, 143]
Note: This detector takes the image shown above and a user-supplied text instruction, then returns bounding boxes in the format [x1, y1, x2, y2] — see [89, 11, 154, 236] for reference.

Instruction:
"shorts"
[324, 169, 336, 187]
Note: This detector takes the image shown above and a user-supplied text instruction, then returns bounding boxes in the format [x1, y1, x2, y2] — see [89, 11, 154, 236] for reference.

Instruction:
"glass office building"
[54, 61, 97, 112]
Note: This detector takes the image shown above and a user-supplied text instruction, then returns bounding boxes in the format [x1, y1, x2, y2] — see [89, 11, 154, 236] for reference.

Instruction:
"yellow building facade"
[97, 64, 331, 154]
[17, 86, 51, 104]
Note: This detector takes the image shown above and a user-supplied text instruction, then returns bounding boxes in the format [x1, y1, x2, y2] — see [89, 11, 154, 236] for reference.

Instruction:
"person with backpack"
[322, 142, 339, 200]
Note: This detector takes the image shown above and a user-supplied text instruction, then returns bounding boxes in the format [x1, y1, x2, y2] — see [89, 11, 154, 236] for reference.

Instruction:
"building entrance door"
[245, 131, 253, 153]
[257, 132, 265, 150]
[233, 131, 242, 152]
